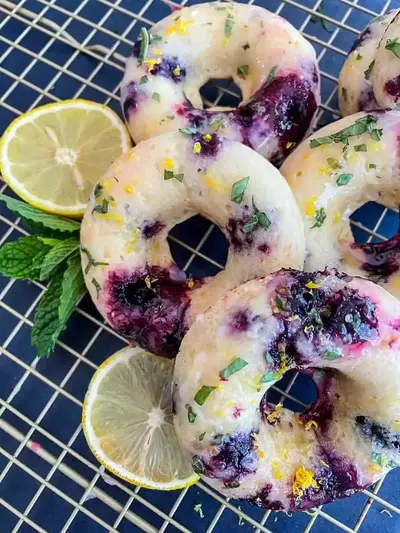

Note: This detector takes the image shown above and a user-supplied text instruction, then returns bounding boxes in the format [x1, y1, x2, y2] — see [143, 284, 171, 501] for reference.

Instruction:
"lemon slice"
[82, 347, 199, 490]
[0, 99, 131, 217]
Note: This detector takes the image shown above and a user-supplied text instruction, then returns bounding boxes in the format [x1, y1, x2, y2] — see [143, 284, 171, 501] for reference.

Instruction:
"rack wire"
[0, 0, 399, 532]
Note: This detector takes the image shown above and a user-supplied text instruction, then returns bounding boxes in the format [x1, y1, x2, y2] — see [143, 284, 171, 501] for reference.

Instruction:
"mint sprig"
[0, 195, 87, 358]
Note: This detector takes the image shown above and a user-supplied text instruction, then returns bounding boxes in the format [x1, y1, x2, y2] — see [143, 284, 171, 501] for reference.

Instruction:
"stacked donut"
[80, 2, 400, 513]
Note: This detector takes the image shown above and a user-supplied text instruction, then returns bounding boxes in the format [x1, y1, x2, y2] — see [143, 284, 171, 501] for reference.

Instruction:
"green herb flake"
[92, 198, 109, 215]
[81, 246, 109, 275]
[327, 157, 339, 169]
[311, 207, 326, 229]
[354, 144, 367, 152]
[92, 277, 101, 299]
[219, 357, 248, 379]
[266, 65, 278, 86]
[198, 432, 206, 441]
[214, 434, 225, 445]
[369, 163, 377, 169]
[261, 371, 276, 384]
[275, 295, 285, 310]
[342, 87, 348, 102]
[265, 352, 274, 364]
[371, 451, 385, 466]
[194, 385, 216, 406]
[193, 503, 204, 518]
[152, 92, 161, 102]
[231, 176, 250, 204]
[164, 169, 184, 182]
[224, 480, 240, 489]
[364, 60, 375, 80]
[150, 34, 162, 42]
[94, 183, 103, 198]
[237, 65, 249, 79]
[323, 350, 342, 361]
[355, 52, 363, 61]
[225, 15, 235, 38]
[139, 75, 148, 85]
[336, 173, 353, 186]
[242, 197, 271, 233]
[138, 27, 149, 62]
[311, 1, 332, 32]
[187, 405, 197, 423]
[167, 114, 175, 120]
[386, 38, 400, 58]
[192, 455, 205, 474]
[310, 136, 334, 148]
[179, 127, 198, 135]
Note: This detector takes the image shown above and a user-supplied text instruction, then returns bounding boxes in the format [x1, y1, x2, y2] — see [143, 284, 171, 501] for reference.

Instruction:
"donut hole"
[168, 215, 229, 277]
[199, 78, 242, 109]
[350, 201, 399, 243]
[265, 369, 318, 413]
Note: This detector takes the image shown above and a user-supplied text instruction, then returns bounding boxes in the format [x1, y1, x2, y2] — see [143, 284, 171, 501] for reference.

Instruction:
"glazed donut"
[338, 10, 400, 116]
[80, 132, 305, 357]
[280, 110, 400, 299]
[173, 269, 400, 511]
[121, 1, 320, 165]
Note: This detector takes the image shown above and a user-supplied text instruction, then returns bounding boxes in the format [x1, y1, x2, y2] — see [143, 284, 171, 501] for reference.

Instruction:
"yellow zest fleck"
[124, 184, 134, 195]
[110, 199, 117, 207]
[127, 151, 136, 160]
[333, 211, 341, 223]
[102, 213, 124, 225]
[226, 400, 235, 408]
[348, 151, 360, 165]
[320, 460, 329, 468]
[216, 384, 224, 392]
[250, 399, 256, 405]
[252, 434, 265, 459]
[152, 241, 160, 252]
[286, 314, 299, 322]
[292, 467, 318, 497]
[203, 134, 212, 142]
[279, 446, 290, 461]
[318, 167, 329, 175]
[297, 171, 302, 177]
[203, 175, 225, 192]
[172, 65, 181, 76]
[221, 38, 228, 46]
[272, 460, 284, 480]
[193, 142, 201, 154]
[305, 196, 318, 217]
[296, 416, 303, 426]
[125, 228, 140, 254]
[370, 143, 381, 152]
[369, 463, 382, 475]
[143, 57, 161, 72]
[163, 157, 174, 170]
[303, 153, 310, 161]
[154, 48, 163, 56]
[393, 422, 400, 431]
[266, 403, 283, 424]
[102, 178, 115, 193]
[286, 142, 294, 149]
[304, 420, 318, 431]
[188, 279, 195, 289]
[394, 277, 400, 289]
[144, 276, 152, 289]
[165, 19, 194, 36]
[215, 410, 224, 418]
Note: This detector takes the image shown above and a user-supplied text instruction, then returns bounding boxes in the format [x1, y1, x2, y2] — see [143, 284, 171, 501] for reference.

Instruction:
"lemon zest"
[154, 48, 163, 56]
[221, 38, 228, 46]
[320, 459, 329, 468]
[304, 420, 318, 431]
[101, 178, 115, 193]
[369, 463, 382, 474]
[102, 213, 124, 225]
[166, 19, 194, 36]
[305, 196, 318, 217]
[319, 167, 329, 175]
[203, 134, 212, 142]
[305, 281, 323, 289]
[272, 460, 284, 480]
[188, 279, 195, 289]
[143, 58, 161, 72]
[203, 175, 225, 192]
[127, 151, 136, 160]
[252, 434, 265, 459]
[124, 184, 134, 195]
[172, 66, 181, 76]
[292, 467, 318, 496]
[286, 142, 293, 149]
[266, 403, 283, 424]
[163, 158, 174, 170]
[193, 142, 201, 154]
[370, 142, 381, 152]
[333, 211, 341, 223]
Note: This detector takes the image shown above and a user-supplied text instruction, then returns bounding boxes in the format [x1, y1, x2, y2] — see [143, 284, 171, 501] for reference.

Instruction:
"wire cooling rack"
[1, 0, 400, 532]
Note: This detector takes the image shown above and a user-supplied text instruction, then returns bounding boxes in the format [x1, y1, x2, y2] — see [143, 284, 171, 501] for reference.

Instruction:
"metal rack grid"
[0, 0, 399, 532]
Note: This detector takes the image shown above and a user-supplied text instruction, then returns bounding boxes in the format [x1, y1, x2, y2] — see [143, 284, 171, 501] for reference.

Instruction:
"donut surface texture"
[80, 132, 305, 357]
[280, 110, 400, 299]
[121, 1, 320, 165]
[338, 10, 400, 116]
[173, 269, 400, 511]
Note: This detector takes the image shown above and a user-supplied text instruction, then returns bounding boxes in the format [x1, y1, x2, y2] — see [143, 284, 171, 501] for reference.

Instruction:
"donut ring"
[338, 10, 400, 116]
[280, 110, 400, 299]
[80, 132, 305, 357]
[173, 268, 400, 511]
[121, 2, 320, 165]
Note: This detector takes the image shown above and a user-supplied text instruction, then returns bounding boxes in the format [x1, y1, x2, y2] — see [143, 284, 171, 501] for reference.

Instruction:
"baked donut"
[80, 132, 305, 357]
[121, 1, 320, 165]
[280, 110, 400, 299]
[173, 268, 400, 511]
[338, 10, 400, 116]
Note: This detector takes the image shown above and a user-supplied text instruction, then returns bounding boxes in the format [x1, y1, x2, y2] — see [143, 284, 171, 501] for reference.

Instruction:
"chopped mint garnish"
[231, 176, 250, 204]
[354, 144, 367, 152]
[364, 60, 374, 80]
[323, 350, 342, 360]
[225, 15, 235, 38]
[138, 27, 149, 62]
[194, 385, 216, 406]
[237, 65, 249, 79]
[385, 38, 400, 58]
[152, 92, 160, 102]
[139, 75, 148, 84]
[311, 207, 326, 228]
[219, 358, 248, 379]
[187, 405, 197, 423]
[336, 173, 353, 186]
[92, 277, 101, 299]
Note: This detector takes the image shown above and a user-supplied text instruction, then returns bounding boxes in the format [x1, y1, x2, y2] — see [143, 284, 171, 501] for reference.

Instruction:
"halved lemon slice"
[0, 100, 131, 217]
[82, 347, 199, 490]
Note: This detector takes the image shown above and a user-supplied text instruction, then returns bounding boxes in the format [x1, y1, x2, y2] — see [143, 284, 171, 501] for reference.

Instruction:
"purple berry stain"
[105, 264, 192, 357]
[122, 82, 138, 120]
[352, 229, 400, 280]
[141, 219, 166, 239]
[385, 76, 400, 103]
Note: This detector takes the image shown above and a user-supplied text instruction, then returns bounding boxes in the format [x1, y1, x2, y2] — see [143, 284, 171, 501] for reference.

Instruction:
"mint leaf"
[31, 266, 66, 357]
[40, 239, 80, 281]
[0, 236, 51, 280]
[0, 195, 80, 234]
[194, 385, 216, 406]
[58, 254, 86, 324]
[219, 358, 248, 379]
